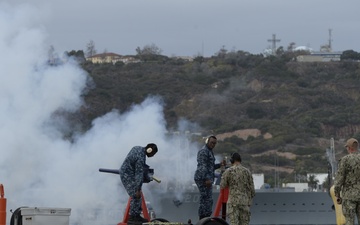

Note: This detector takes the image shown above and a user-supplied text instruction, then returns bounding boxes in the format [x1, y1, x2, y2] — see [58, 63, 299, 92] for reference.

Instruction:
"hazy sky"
[5, 0, 360, 57]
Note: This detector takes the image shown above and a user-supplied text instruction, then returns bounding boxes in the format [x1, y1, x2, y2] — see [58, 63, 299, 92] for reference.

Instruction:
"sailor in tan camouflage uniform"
[334, 138, 360, 225]
[220, 152, 255, 225]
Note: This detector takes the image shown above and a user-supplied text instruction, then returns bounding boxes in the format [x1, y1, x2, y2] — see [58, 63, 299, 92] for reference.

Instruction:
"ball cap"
[345, 138, 358, 147]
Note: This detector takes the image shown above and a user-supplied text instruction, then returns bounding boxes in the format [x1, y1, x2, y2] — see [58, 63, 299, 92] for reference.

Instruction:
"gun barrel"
[99, 168, 120, 174]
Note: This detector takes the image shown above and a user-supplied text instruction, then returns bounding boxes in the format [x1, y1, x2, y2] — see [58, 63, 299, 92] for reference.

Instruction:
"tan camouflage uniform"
[334, 138, 360, 225]
[220, 164, 255, 225]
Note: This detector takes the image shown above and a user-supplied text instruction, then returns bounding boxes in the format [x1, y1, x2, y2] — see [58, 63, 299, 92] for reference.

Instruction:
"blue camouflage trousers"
[227, 204, 251, 225]
[121, 178, 142, 217]
[195, 180, 213, 218]
[342, 199, 360, 225]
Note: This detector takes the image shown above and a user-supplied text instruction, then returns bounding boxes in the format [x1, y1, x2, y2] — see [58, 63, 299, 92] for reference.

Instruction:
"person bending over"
[120, 143, 158, 223]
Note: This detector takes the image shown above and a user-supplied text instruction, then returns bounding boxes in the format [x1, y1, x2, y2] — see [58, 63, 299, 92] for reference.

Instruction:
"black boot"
[136, 215, 149, 223]
[128, 215, 137, 225]
[128, 215, 148, 225]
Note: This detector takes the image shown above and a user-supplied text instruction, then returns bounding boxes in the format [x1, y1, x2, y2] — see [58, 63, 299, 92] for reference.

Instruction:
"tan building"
[171, 56, 194, 62]
[86, 53, 139, 64]
[297, 51, 342, 62]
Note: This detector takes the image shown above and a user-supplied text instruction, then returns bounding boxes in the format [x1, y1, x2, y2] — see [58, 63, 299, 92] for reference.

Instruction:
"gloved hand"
[205, 180, 212, 188]
[221, 159, 226, 166]
[135, 190, 142, 199]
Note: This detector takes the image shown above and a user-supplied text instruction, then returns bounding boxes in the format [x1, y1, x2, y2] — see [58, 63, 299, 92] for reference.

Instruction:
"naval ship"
[153, 188, 335, 225]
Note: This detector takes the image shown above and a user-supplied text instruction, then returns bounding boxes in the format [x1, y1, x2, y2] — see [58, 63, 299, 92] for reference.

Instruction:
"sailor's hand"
[336, 197, 342, 204]
[135, 190, 142, 199]
[205, 180, 212, 188]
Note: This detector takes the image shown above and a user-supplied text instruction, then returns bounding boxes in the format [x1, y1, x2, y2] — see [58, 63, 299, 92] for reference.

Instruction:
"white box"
[20, 207, 71, 225]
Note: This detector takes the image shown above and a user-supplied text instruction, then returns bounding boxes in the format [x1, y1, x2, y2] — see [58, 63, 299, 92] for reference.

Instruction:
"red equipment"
[213, 188, 229, 220]
[118, 192, 150, 225]
[0, 184, 6, 225]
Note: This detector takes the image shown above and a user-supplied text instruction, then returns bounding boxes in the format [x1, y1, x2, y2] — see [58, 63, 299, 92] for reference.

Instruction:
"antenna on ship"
[320, 29, 333, 52]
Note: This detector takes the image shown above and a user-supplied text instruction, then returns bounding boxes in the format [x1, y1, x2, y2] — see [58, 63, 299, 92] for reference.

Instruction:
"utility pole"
[267, 34, 281, 55]
[326, 137, 337, 182]
[274, 154, 279, 190]
[328, 29, 333, 52]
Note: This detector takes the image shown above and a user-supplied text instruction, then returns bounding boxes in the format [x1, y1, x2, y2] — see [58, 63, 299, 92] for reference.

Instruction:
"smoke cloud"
[0, 3, 208, 225]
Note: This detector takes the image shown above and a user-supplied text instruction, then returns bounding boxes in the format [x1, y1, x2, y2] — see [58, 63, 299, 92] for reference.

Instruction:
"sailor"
[194, 135, 224, 220]
[334, 138, 360, 225]
[220, 152, 255, 225]
[120, 143, 158, 223]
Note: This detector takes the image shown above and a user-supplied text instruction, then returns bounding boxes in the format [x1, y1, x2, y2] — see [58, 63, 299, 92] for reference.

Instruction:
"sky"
[0, 2, 217, 224]
[5, 0, 360, 57]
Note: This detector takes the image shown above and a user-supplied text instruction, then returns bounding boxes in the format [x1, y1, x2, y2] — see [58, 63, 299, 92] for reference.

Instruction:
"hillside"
[69, 51, 360, 186]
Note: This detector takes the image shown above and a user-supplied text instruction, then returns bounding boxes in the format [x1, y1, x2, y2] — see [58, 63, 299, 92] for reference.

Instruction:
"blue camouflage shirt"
[194, 145, 220, 182]
[119, 146, 146, 191]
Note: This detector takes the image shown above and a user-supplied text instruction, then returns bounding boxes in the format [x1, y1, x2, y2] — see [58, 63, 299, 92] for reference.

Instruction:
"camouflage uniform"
[120, 146, 146, 217]
[334, 152, 360, 225]
[220, 164, 255, 225]
[194, 144, 221, 218]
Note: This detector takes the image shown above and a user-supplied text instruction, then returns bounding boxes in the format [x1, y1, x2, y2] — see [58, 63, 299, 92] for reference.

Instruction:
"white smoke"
[0, 3, 204, 225]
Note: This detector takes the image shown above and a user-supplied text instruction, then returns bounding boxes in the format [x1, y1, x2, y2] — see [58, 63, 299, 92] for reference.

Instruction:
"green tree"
[307, 175, 319, 191]
[341, 50, 360, 61]
[66, 50, 86, 63]
[85, 40, 97, 57]
[48, 45, 56, 63]
[136, 43, 163, 59]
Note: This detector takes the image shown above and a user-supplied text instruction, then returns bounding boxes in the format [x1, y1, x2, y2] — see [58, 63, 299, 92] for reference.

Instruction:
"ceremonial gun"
[99, 165, 161, 183]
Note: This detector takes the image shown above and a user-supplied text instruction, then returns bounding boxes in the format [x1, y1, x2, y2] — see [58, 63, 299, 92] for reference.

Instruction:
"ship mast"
[326, 137, 337, 182]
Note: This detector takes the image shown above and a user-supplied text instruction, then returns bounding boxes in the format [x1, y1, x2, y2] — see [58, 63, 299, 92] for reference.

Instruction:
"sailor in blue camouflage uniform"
[220, 152, 255, 225]
[194, 136, 223, 220]
[334, 138, 360, 225]
[120, 143, 158, 223]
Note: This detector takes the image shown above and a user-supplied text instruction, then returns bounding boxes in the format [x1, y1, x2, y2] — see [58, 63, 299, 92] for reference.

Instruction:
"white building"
[283, 183, 309, 192]
[252, 173, 264, 190]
